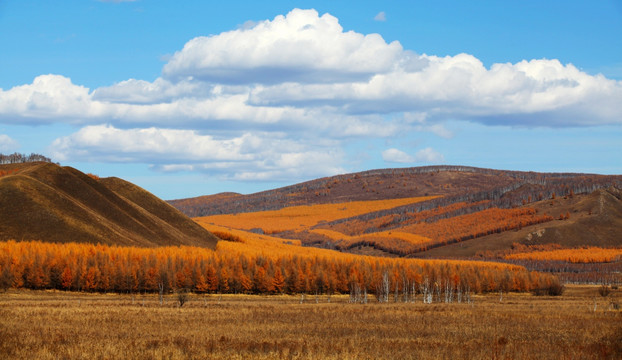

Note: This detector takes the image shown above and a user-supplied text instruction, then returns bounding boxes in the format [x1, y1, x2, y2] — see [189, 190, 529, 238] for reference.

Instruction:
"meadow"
[0, 286, 620, 359]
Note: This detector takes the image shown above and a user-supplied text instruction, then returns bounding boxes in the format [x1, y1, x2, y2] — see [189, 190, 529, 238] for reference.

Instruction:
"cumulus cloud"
[162, 8, 404, 84]
[382, 148, 414, 163]
[49, 125, 345, 182]
[382, 147, 444, 164]
[250, 55, 622, 126]
[0, 75, 103, 124]
[1, 8, 621, 182]
[2, 9, 620, 130]
[0, 134, 19, 152]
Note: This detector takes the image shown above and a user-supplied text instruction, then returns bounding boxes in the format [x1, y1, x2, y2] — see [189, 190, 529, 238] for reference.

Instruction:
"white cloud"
[382, 147, 444, 164]
[162, 8, 404, 84]
[0, 134, 19, 153]
[92, 78, 213, 104]
[0, 75, 104, 124]
[374, 11, 386, 21]
[250, 55, 622, 126]
[382, 148, 414, 163]
[1, 8, 621, 183]
[2, 10, 620, 130]
[49, 124, 345, 182]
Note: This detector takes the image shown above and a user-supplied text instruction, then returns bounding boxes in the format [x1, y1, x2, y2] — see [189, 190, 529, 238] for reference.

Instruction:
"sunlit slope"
[196, 196, 437, 233]
[505, 247, 622, 263]
[0, 162, 218, 248]
[196, 196, 552, 257]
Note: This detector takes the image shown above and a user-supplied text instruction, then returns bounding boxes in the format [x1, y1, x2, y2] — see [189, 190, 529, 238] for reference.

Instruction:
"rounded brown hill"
[0, 162, 218, 248]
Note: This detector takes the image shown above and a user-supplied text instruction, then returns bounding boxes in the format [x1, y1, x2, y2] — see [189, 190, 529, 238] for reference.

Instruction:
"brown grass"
[0, 162, 218, 248]
[0, 286, 620, 359]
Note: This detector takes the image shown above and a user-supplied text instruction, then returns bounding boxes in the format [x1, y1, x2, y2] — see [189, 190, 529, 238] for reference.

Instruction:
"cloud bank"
[1, 8, 620, 181]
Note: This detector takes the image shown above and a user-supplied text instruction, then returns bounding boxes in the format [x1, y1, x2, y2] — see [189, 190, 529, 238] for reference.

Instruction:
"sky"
[1, 0, 621, 200]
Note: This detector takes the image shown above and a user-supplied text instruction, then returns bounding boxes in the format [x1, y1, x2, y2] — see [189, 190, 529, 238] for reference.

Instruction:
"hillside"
[170, 165, 622, 216]
[415, 186, 622, 258]
[0, 162, 218, 248]
[180, 166, 622, 258]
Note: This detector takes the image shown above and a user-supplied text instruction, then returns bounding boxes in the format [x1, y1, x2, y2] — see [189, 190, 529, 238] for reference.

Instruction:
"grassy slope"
[0, 162, 218, 248]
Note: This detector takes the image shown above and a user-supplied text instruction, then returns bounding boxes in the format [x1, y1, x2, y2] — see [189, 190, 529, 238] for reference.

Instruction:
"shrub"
[532, 282, 565, 296]
[177, 291, 188, 307]
[598, 284, 611, 297]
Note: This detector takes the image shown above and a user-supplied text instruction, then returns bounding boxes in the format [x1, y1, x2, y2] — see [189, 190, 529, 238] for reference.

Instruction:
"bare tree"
[158, 281, 164, 305]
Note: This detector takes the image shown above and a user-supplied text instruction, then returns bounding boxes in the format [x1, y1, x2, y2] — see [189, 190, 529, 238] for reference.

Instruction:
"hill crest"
[0, 162, 218, 248]
[170, 165, 622, 217]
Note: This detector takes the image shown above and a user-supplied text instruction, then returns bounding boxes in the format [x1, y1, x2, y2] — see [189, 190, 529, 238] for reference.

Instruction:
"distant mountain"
[169, 165, 622, 217]
[0, 162, 218, 248]
[171, 166, 622, 258]
[415, 186, 622, 258]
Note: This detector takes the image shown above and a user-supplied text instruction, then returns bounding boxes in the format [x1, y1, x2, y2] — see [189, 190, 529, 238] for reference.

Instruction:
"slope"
[169, 166, 520, 216]
[182, 166, 622, 258]
[170, 165, 622, 217]
[413, 187, 622, 258]
[0, 162, 218, 248]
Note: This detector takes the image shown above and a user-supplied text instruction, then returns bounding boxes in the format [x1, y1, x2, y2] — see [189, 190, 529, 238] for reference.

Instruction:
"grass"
[0, 286, 620, 359]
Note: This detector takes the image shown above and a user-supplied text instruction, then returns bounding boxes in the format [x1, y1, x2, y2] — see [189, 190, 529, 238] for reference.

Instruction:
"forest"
[0, 240, 563, 298]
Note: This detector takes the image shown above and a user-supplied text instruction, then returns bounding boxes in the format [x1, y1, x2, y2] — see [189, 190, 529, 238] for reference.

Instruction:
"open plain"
[0, 286, 620, 359]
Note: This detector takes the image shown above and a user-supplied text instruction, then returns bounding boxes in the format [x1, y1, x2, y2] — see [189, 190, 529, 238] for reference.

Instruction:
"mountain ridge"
[169, 165, 622, 217]
[176, 165, 622, 258]
[0, 162, 218, 248]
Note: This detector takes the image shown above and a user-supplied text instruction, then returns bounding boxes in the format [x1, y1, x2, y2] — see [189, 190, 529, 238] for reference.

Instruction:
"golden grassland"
[195, 196, 437, 234]
[0, 286, 620, 360]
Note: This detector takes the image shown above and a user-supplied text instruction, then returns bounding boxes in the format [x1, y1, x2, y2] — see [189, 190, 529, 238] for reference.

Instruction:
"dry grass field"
[0, 286, 620, 359]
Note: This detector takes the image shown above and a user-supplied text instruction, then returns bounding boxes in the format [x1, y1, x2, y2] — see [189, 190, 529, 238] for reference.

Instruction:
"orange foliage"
[0, 169, 18, 178]
[325, 200, 491, 236]
[311, 229, 431, 256]
[398, 208, 553, 250]
[211, 231, 242, 242]
[311, 207, 552, 254]
[196, 196, 437, 234]
[506, 247, 622, 263]
[0, 239, 555, 295]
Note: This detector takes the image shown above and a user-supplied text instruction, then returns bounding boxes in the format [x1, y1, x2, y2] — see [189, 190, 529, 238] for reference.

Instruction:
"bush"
[532, 282, 565, 296]
[177, 291, 189, 307]
[598, 284, 611, 297]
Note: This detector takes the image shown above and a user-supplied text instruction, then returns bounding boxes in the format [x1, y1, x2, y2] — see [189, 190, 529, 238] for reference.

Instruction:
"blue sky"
[1, 0, 621, 200]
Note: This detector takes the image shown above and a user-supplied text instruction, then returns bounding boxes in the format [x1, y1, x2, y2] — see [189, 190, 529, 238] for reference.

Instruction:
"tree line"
[0, 152, 55, 165]
[0, 240, 562, 297]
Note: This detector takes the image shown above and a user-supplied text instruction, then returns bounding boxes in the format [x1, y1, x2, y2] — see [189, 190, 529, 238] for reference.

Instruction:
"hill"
[415, 186, 622, 258]
[169, 165, 621, 216]
[0, 162, 218, 248]
[176, 166, 622, 258]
